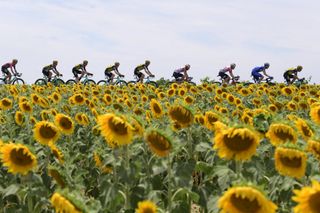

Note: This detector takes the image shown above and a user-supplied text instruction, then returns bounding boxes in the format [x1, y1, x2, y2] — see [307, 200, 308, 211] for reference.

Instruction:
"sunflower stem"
[235, 160, 243, 179]
[187, 127, 193, 159]
[112, 149, 118, 187]
[124, 145, 131, 210]
[167, 155, 172, 213]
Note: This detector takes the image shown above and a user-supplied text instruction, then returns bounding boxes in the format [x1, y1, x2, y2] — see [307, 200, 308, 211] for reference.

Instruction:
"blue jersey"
[252, 66, 264, 73]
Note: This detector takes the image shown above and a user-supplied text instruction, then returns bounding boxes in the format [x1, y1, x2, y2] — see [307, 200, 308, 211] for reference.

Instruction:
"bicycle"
[291, 78, 308, 87]
[0, 73, 24, 85]
[167, 76, 196, 86]
[127, 75, 158, 87]
[66, 74, 96, 85]
[97, 75, 127, 86]
[34, 74, 64, 86]
[244, 76, 275, 86]
[212, 75, 240, 86]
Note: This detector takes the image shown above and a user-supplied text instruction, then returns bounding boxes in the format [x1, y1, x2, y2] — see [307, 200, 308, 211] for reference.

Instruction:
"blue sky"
[1, 0, 319, 83]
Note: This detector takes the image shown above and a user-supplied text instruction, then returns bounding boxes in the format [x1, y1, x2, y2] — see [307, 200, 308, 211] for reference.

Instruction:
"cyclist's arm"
[262, 70, 270, 77]
[114, 68, 122, 76]
[10, 65, 17, 74]
[144, 67, 153, 76]
[229, 70, 235, 79]
[52, 67, 61, 76]
[184, 70, 189, 78]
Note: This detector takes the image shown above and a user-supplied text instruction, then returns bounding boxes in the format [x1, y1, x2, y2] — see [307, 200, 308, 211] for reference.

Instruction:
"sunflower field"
[1, 82, 320, 213]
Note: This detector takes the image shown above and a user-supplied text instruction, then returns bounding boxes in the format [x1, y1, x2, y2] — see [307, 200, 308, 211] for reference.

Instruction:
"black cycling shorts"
[173, 72, 183, 79]
[218, 72, 229, 79]
[42, 68, 50, 76]
[1, 67, 9, 75]
[72, 68, 82, 77]
[105, 71, 113, 78]
[134, 69, 143, 78]
[283, 72, 294, 82]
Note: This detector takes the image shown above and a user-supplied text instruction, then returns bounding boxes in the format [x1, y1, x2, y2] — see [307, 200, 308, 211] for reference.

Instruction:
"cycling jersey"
[285, 68, 298, 75]
[252, 66, 264, 73]
[1, 63, 15, 75]
[174, 67, 185, 73]
[105, 65, 117, 73]
[135, 64, 146, 72]
[219, 67, 232, 73]
[73, 64, 85, 71]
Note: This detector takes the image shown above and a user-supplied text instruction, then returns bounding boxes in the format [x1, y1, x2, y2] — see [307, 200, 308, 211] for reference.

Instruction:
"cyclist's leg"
[2, 68, 10, 83]
[224, 75, 230, 84]
[110, 73, 115, 83]
[105, 72, 113, 82]
[72, 68, 80, 82]
[139, 72, 144, 83]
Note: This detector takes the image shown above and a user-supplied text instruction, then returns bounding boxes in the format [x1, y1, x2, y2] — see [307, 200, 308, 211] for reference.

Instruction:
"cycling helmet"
[297, 65, 303, 71]
[12, 59, 18, 64]
[264, 63, 270, 69]
[145, 60, 150, 65]
[185, 64, 191, 70]
[115, 62, 120, 66]
[230, 63, 236, 69]
[53, 60, 58, 65]
[83, 60, 88, 65]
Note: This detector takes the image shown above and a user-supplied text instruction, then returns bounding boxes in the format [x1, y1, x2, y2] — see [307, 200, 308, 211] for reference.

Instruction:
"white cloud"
[0, 0, 319, 83]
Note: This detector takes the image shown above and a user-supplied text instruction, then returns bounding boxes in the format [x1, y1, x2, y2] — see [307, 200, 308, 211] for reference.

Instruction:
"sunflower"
[130, 117, 144, 138]
[287, 101, 298, 111]
[72, 93, 85, 105]
[204, 111, 220, 130]
[292, 180, 320, 213]
[0, 98, 13, 110]
[40, 110, 50, 121]
[136, 200, 157, 213]
[98, 113, 133, 147]
[48, 168, 66, 188]
[239, 88, 250, 96]
[295, 118, 313, 140]
[14, 111, 25, 126]
[103, 94, 113, 105]
[274, 146, 307, 179]
[168, 105, 193, 128]
[33, 121, 60, 145]
[93, 152, 112, 174]
[0, 143, 37, 175]
[266, 123, 297, 146]
[218, 185, 277, 213]
[54, 114, 74, 135]
[51, 92, 62, 103]
[81, 113, 90, 126]
[310, 105, 320, 125]
[307, 139, 320, 160]
[113, 103, 124, 112]
[184, 95, 194, 105]
[50, 192, 82, 213]
[38, 97, 50, 108]
[226, 94, 235, 104]
[133, 106, 144, 116]
[268, 104, 278, 113]
[194, 114, 205, 126]
[167, 88, 175, 97]
[49, 144, 64, 164]
[149, 99, 163, 118]
[31, 93, 40, 104]
[213, 127, 260, 161]
[282, 86, 294, 96]
[145, 130, 172, 157]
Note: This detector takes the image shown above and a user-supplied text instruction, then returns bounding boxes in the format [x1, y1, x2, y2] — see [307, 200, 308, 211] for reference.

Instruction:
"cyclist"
[173, 64, 191, 82]
[1, 59, 19, 83]
[104, 62, 124, 83]
[134, 60, 155, 83]
[218, 63, 236, 84]
[283, 65, 303, 84]
[251, 63, 272, 83]
[42, 60, 62, 82]
[72, 60, 93, 82]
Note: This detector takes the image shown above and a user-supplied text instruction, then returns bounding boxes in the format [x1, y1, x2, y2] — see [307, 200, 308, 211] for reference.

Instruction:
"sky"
[1, 0, 320, 84]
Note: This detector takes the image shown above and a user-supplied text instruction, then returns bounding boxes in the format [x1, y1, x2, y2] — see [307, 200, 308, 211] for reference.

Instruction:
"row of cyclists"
[1, 59, 304, 85]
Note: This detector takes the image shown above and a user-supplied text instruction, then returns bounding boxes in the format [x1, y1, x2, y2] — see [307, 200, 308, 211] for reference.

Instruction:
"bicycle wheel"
[54, 79, 65, 86]
[115, 80, 127, 87]
[146, 81, 158, 88]
[0, 78, 6, 85]
[12, 78, 25, 85]
[84, 79, 96, 85]
[127, 81, 137, 85]
[34, 78, 47, 85]
[97, 80, 109, 85]
[66, 79, 77, 84]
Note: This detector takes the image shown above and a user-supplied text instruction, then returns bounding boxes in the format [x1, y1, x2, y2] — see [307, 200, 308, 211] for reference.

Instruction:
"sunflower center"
[39, 125, 57, 139]
[108, 117, 128, 135]
[223, 133, 254, 151]
[152, 103, 162, 114]
[208, 115, 218, 123]
[279, 156, 302, 168]
[10, 148, 33, 166]
[141, 207, 154, 213]
[148, 133, 170, 151]
[308, 191, 320, 212]
[170, 107, 192, 124]
[230, 194, 261, 213]
[301, 125, 312, 137]
[23, 103, 31, 111]
[75, 95, 84, 103]
[274, 128, 294, 141]
[59, 117, 72, 130]
[2, 99, 11, 106]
